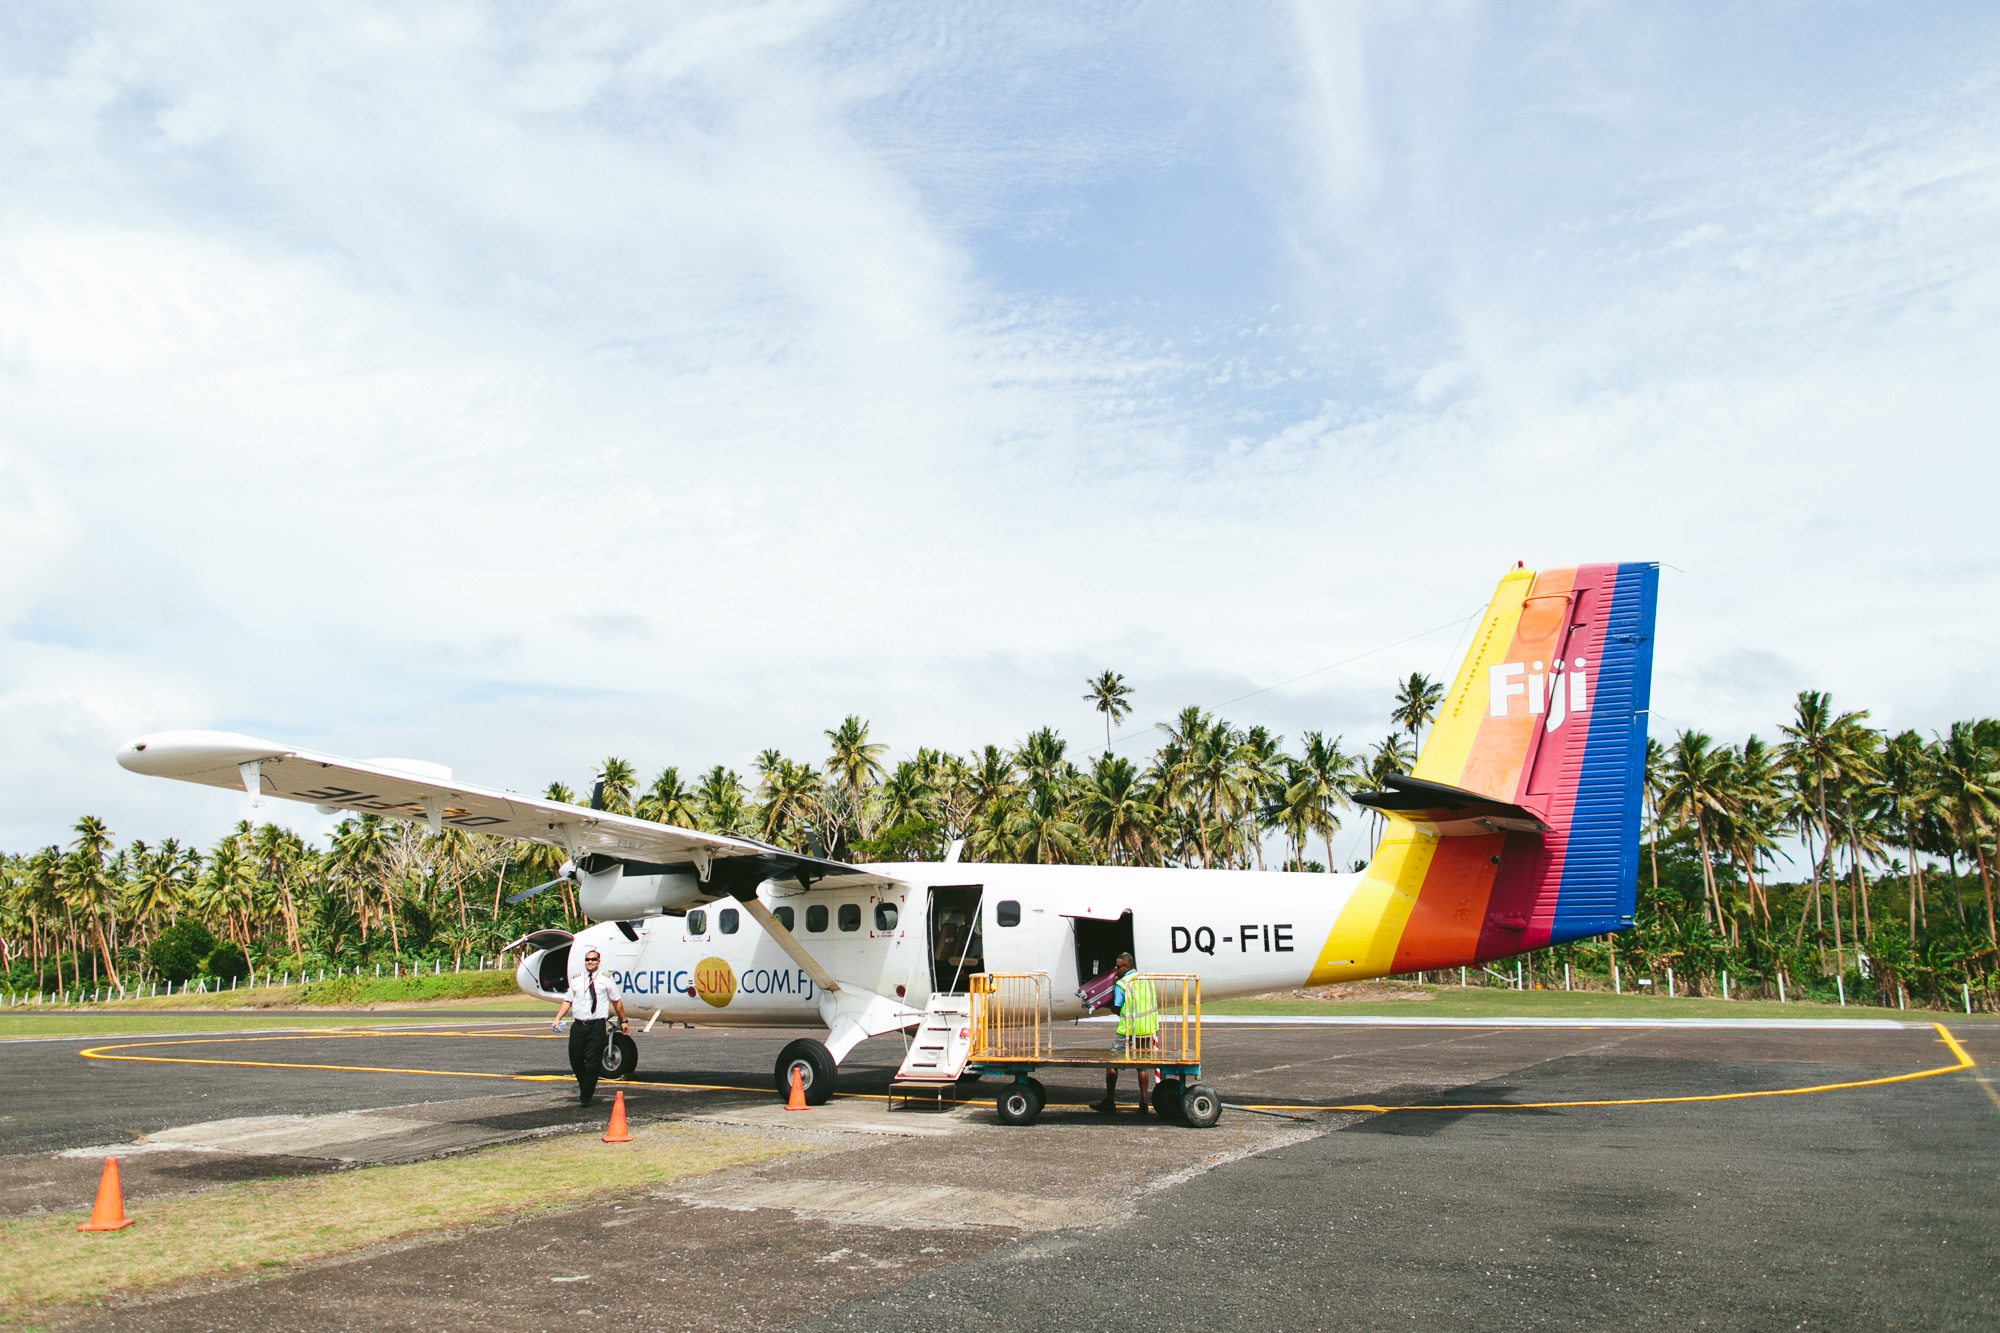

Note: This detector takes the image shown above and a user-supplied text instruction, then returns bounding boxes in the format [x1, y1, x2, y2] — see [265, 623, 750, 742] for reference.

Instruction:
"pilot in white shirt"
[553, 947, 627, 1106]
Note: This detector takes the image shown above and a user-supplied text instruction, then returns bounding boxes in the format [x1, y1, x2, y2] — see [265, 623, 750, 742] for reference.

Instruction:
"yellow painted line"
[76, 1032, 768, 1094]
[1240, 1022, 1977, 1112]
[77, 1023, 1982, 1116]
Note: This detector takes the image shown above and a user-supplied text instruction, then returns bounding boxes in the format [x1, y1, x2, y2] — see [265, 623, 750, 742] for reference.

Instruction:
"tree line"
[3, 674, 1996, 1010]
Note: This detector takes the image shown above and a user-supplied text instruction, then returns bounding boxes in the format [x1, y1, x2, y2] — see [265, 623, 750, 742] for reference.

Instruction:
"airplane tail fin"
[1310, 562, 1658, 980]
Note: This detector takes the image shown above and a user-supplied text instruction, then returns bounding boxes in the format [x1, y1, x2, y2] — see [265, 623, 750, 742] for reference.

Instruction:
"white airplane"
[118, 561, 1656, 1109]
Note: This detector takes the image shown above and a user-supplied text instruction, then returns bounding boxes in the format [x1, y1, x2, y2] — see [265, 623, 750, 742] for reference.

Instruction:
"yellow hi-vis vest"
[1115, 973, 1160, 1038]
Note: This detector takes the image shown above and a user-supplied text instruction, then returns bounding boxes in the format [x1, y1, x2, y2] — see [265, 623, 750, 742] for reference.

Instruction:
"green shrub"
[148, 921, 218, 982]
[205, 941, 250, 981]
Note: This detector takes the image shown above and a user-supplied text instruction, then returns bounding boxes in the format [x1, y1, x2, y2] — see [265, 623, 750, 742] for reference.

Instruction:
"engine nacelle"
[577, 862, 708, 920]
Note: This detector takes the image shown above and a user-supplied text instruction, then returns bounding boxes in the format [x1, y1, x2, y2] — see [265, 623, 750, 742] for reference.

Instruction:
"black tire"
[774, 1038, 836, 1106]
[1180, 1082, 1221, 1129]
[1023, 1078, 1046, 1117]
[1151, 1079, 1183, 1123]
[996, 1082, 1042, 1126]
[600, 1033, 639, 1078]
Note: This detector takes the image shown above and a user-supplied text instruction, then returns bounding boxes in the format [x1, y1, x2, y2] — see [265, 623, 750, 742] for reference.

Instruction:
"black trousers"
[568, 1019, 607, 1102]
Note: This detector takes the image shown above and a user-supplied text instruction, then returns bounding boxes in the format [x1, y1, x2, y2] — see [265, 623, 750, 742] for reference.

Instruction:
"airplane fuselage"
[519, 862, 1365, 1025]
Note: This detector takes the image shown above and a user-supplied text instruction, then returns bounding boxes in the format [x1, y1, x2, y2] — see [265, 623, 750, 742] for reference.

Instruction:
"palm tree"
[823, 717, 887, 852]
[1364, 734, 1414, 854]
[23, 847, 66, 989]
[123, 839, 186, 950]
[825, 716, 887, 791]
[65, 816, 124, 991]
[1076, 754, 1159, 865]
[1284, 732, 1361, 873]
[200, 830, 262, 956]
[967, 746, 1018, 825]
[330, 814, 398, 945]
[1390, 672, 1445, 757]
[1015, 727, 1071, 796]
[1657, 730, 1733, 926]
[595, 758, 637, 814]
[1717, 735, 1783, 934]
[1779, 691, 1870, 960]
[1829, 721, 1885, 940]
[1236, 726, 1286, 870]
[636, 767, 700, 828]
[1009, 788, 1085, 865]
[877, 761, 933, 833]
[693, 766, 749, 836]
[1084, 670, 1134, 748]
[1878, 730, 1938, 941]
[1641, 737, 1668, 894]
[758, 758, 825, 853]
[249, 822, 305, 950]
[1935, 720, 2000, 947]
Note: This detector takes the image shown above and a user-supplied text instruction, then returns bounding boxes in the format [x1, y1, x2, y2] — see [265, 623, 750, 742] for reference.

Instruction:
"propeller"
[508, 859, 578, 904]
[510, 772, 605, 904]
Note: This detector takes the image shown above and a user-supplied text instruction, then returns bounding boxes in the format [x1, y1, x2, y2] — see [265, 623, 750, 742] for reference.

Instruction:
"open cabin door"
[927, 885, 985, 995]
[1069, 909, 1135, 1006]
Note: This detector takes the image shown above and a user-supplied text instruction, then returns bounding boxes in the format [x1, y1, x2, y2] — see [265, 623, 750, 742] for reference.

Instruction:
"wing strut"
[738, 896, 841, 994]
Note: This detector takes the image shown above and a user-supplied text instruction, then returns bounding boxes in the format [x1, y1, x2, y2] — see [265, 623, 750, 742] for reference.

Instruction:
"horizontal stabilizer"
[1352, 774, 1552, 837]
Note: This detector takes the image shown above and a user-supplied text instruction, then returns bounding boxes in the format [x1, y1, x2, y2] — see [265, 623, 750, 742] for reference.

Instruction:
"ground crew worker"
[552, 948, 627, 1107]
[1094, 952, 1158, 1115]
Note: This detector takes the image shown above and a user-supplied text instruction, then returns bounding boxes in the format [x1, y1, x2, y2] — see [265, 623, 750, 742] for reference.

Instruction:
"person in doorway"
[552, 948, 627, 1107]
[1094, 952, 1158, 1115]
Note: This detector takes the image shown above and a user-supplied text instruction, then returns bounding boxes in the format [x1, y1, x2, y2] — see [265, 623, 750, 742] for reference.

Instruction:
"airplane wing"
[116, 730, 897, 893]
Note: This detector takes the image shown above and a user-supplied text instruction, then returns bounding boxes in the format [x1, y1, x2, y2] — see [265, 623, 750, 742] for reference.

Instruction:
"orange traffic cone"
[77, 1156, 134, 1232]
[785, 1065, 808, 1111]
[601, 1090, 632, 1143]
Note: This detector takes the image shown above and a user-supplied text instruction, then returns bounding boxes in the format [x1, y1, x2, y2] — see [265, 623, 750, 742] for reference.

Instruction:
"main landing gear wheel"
[995, 1079, 1045, 1126]
[1151, 1079, 1183, 1123]
[600, 1033, 640, 1078]
[1179, 1082, 1222, 1129]
[774, 1038, 836, 1106]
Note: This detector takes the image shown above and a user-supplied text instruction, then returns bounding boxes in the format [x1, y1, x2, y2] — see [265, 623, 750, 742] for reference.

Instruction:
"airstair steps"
[894, 992, 974, 1084]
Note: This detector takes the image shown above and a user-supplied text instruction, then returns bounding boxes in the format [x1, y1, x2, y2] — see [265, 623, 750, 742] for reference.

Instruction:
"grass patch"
[1206, 986, 1995, 1021]
[0, 1006, 545, 1042]
[293, 970, 520, 1006]
[0, 972, 541, 1042]
[0, 1124, 799, 1323]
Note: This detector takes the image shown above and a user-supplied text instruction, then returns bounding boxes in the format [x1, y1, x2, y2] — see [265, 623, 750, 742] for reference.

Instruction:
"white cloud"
[2, 1, 1998, 851]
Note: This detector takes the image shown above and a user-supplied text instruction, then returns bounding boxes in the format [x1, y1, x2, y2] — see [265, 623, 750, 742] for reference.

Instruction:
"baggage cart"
[964, 972, 1222, 1127]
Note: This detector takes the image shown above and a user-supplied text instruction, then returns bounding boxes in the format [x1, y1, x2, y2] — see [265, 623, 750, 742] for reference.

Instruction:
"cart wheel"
[1180, 1082, 1221, 1128]
[996, 1082, 1041, 1126]
[1151, 1079, 1183, 1123]
[1023, 1078, 1046, 1117]
[774, 1038, 836, 1106]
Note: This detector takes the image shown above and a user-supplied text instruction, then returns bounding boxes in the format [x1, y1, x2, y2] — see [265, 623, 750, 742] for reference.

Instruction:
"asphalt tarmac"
[6, 1015, 1996, 1330]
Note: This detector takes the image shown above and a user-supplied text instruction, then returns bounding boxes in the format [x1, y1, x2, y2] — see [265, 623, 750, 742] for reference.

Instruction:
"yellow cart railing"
[970, 972, 1201, 1068]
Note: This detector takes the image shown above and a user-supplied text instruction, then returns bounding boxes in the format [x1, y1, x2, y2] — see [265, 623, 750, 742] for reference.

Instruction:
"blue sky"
[3, 1, 1997, 856]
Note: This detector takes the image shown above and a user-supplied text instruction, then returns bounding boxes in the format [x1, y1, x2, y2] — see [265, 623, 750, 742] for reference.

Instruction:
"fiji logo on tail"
[1488, 659, 1588, 730]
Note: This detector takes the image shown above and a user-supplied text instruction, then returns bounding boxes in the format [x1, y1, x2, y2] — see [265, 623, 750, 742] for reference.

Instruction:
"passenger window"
[875, 902, 898, 931]
[718, 908, 739, 935]
[686, 909, 707, 936]
[806, 904, 828, 933]
[774, 905, 795, 931]
[838, 903, 861, 932]
[996, 900, 1021, 927]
